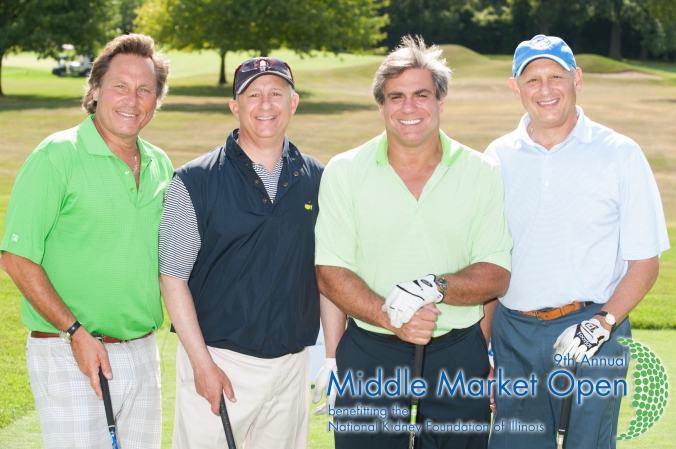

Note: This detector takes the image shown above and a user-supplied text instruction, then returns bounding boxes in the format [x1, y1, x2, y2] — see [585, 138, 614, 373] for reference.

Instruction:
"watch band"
[64, 320, 82, 338]
[593, 311, 616, 331]
[433, 275, 448, 300]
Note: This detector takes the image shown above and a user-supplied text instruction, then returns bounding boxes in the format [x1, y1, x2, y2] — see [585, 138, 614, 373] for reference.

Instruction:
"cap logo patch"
[260, 60, 267, 71]
[530, 35, 552, 49]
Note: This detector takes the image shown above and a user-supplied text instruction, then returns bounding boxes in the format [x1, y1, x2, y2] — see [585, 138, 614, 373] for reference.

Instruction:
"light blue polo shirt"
[485, 106, 669, 311]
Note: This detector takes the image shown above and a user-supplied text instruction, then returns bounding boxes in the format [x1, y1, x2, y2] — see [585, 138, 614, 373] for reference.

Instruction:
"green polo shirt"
[1, 116, 173, 339]
[315, 131, 512, 337]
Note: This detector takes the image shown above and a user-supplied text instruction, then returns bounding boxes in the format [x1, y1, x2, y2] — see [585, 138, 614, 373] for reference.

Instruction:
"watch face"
[59, 331, 71, 343]
[606, 314, 616, 325]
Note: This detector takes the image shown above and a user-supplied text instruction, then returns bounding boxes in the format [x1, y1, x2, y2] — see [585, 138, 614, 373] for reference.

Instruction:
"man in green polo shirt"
[314, 35, 512, 449]
[0, 34, 172, 449]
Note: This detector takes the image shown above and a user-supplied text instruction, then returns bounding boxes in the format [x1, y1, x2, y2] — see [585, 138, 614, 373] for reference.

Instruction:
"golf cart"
[52, 45, 94, 77]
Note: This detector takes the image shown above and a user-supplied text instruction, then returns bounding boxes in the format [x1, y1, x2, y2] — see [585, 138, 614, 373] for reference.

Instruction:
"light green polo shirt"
[315, 131, 512, 336]
[1, 116, 174, 339]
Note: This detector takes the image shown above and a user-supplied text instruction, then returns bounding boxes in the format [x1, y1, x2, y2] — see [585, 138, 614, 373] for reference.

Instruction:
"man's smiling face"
[92, 53, 158, 145]
[229, 75, 299, 145]
[509, 58, 582, 133]
[379, 68, 444, 149]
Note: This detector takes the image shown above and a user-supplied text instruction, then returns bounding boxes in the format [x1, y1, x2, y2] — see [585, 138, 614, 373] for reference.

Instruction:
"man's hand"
[392, 304, 439, 344]
[193, 359, 236, 415]
[383, 275, 443, 328]
[312, 358, 338, 415]
[69, 327, 112, 400]
[553, 318, 610, 363]
[487, 338, 496, 411]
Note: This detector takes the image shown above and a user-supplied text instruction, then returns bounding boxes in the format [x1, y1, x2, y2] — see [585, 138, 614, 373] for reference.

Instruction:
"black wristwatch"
[594, 311, 617, 332]
[434, 275, 448, 300]
[59, 320, 82, 343]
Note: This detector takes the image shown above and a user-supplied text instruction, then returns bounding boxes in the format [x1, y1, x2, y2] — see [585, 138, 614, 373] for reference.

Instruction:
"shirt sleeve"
[159, 176, 201, 280]
[314, 160, 359, 271]
[619, 145, 670, 260]
[468, 163, 513, 271]
[1, 151, 65, 264]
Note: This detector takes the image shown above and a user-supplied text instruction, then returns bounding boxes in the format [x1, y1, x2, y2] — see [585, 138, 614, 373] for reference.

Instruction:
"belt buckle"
[534, 310, 542, 320]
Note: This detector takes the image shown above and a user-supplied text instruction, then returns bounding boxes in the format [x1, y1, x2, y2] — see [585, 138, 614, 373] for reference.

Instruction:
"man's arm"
[320, 293, 346, 358]
[596, 257, 659, 332]
[440, 262, 510, 306]
[316, 265, 439, 344]
[553, 257, 660, 361]
[159, 274, 235, 415]
[479, 298, 498, 345]
[2, 251, 111, 399]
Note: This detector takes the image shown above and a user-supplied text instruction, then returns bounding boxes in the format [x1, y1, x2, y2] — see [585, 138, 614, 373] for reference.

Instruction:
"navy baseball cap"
[233, 57, 294, 98]
[512, 35, 577, 77]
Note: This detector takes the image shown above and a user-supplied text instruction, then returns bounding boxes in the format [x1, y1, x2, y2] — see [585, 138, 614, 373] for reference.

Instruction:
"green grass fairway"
[1, 47, 675, 447]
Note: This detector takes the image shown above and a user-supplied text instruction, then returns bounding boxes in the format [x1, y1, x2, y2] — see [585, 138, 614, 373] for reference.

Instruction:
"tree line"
[383, 0, 676, 62]
[2, 0, 675, 95]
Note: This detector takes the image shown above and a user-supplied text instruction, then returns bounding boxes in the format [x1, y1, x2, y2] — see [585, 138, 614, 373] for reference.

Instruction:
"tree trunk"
[640, 43, 648, 61]
[609, 21, 622, 60]
[0, 51, 4, 96]
[219, 49, 227, 85]
[540, 17, 550, 35]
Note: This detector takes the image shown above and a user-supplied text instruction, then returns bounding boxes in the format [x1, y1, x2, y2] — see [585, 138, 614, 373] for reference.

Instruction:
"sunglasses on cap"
[233, 57, 294, 98]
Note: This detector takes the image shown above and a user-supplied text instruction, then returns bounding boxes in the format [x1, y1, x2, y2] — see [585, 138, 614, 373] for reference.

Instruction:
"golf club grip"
[558, 394, 573, 433]
[411, 344, 425, 410]
[220, 394, 237, 449]
[408, 345, 426, 449]
[98, 368, 115, 428]
[557, 365, 575, 448]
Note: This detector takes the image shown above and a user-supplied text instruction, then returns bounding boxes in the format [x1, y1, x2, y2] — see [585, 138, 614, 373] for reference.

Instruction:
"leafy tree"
[136, 0, 388, 85]
[0, 0, 111, 95]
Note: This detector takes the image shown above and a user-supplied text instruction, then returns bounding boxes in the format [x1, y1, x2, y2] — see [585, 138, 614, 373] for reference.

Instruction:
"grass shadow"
[0, 95, 81, 111]
[162, 100, 375, 115]
[169, 84, 313, 99]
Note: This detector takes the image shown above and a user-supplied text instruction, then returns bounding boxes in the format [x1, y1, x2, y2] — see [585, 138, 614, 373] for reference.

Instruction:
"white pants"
[26, 332, 161, 449]
[172, 341, 311, 449]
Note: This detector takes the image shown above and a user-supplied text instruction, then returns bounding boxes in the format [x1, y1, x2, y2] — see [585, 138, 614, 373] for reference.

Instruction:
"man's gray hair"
[372, 35, 452, 105]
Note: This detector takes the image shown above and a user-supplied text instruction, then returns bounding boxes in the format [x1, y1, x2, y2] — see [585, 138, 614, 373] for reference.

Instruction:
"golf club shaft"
[220, 393, 237, 449]
[98, 368, 119, 449]
[408, 344, 425, 449]
[556, 364, 575, 449]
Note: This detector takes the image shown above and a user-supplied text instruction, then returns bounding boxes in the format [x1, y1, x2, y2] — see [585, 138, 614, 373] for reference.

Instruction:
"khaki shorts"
[172, 341, 310, 449]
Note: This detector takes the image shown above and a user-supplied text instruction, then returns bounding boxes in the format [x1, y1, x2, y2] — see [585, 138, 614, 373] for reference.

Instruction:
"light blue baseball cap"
[512, 35, 577, 77]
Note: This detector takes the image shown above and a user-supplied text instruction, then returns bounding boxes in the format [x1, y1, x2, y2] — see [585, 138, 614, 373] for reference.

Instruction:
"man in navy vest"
[158, 57, 324, 448]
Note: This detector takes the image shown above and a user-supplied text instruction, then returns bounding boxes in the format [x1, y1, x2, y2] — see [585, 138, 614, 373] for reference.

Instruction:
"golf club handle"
[98, 368, 116, 428]
[556, 364, 575, 448]
[408, 344, 426, 449]
[558, 395, 573, 433]
[411, 344, 425, 408]
[220, 394, 237, 449]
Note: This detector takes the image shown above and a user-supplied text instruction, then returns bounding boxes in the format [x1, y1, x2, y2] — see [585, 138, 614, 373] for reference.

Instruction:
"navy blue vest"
[174, 131, 323, 358]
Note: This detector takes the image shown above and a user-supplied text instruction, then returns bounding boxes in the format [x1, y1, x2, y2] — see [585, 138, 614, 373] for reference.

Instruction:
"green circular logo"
[616, 338, 668, 441]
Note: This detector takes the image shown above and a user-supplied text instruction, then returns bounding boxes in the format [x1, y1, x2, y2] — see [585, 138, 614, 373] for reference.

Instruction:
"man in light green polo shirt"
[0, 34, 172, 449]
[313, 35, 512, 449]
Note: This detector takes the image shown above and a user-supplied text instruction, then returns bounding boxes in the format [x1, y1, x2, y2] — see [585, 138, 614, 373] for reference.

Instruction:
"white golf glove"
[382, 275, 443, 328]
[312, 358, 338, 415]
[553, 318, 610, 363]
[488, 339, 494, 368]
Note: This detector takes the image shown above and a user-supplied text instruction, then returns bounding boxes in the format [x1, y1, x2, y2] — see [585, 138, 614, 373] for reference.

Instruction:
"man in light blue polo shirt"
[485, 35, 669, 449]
